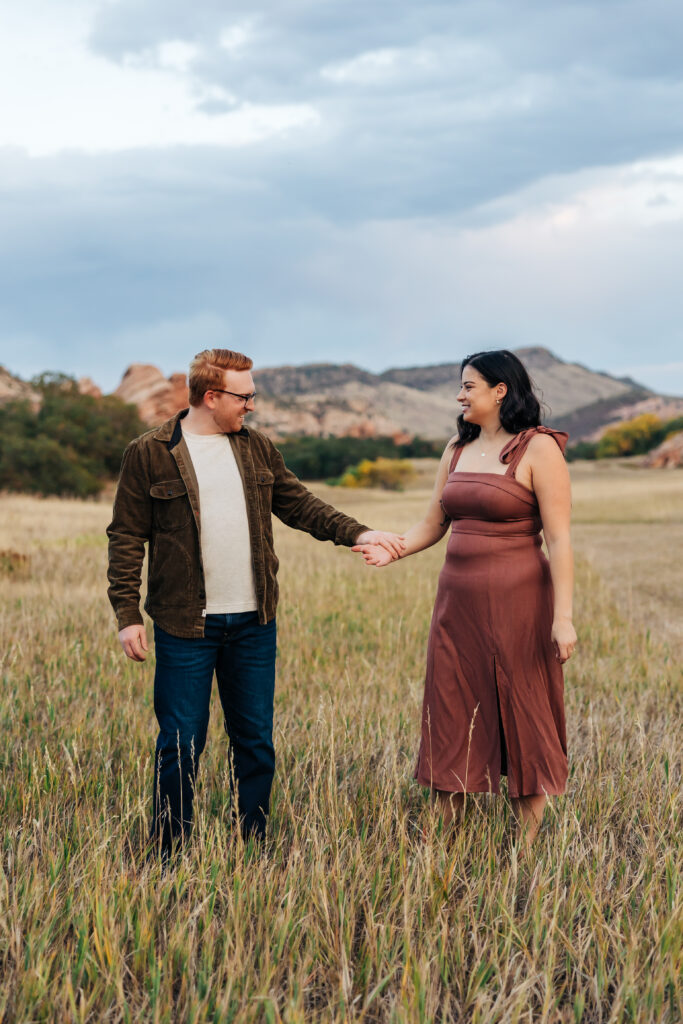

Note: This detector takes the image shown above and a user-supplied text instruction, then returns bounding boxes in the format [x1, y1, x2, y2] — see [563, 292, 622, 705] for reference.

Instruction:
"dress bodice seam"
[447, 471, 537, 503]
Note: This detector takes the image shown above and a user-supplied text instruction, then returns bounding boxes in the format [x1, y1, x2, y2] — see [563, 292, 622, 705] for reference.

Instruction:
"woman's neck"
[477, 419, 507, 444]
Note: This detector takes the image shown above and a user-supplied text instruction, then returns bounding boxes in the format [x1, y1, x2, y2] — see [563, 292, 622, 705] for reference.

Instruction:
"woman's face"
[456, 365, 504, 425]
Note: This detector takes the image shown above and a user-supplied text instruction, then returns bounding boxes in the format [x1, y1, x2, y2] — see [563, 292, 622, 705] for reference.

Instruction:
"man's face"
[206, 369, 256, 433]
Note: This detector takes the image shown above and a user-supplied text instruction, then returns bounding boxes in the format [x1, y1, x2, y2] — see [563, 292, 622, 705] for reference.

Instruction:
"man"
[107, 348, 403, 856]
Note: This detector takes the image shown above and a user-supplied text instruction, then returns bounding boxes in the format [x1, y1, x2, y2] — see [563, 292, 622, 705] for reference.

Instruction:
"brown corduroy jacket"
[106, 410, 369, 637]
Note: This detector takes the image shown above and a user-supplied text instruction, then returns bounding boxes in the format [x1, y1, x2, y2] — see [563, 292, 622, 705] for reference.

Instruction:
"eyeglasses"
[208, 389, 257, 406]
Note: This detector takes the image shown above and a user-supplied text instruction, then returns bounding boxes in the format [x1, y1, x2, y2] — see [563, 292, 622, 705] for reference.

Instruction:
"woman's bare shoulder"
[527, 433, 569, 485]
[527, 432, 565, 457]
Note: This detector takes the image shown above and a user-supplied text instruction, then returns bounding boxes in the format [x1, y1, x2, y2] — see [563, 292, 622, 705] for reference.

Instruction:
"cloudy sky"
[1, 0, 683, 394]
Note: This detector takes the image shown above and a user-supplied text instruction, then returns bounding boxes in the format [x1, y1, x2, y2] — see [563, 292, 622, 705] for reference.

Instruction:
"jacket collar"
[152, 409, 250, 449]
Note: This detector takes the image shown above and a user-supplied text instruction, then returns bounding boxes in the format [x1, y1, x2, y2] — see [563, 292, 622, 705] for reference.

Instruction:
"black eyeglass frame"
[208, 388, 257, 405]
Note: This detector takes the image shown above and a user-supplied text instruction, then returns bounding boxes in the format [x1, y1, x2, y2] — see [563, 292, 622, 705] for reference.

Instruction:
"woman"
[353, 350, 576, 845]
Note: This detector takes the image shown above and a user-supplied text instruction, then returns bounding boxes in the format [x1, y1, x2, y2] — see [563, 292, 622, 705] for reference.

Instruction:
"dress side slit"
[493, 656, 508, 777]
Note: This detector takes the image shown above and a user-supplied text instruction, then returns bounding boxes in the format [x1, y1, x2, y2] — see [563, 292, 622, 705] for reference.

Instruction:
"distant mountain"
[253, 363, 377, 395]
[375, 347, 650, 419]
[3, 350, 682, 444]
[249, 347, 662, 442]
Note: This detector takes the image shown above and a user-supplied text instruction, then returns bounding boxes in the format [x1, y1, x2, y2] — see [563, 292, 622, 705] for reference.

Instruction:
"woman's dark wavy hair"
[454, 349, 542, 446]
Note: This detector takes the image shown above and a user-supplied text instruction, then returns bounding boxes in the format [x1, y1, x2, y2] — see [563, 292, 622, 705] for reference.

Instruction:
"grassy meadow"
[0, 464, 681, 1023]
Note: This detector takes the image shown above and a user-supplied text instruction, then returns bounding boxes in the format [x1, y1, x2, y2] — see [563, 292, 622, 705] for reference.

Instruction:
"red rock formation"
[643, 431, 683, 468]
[391, 430, 413, 446]
[347, 420, 379, 439]
[114, 364, 188, 425]
[77, 377, 102, 399]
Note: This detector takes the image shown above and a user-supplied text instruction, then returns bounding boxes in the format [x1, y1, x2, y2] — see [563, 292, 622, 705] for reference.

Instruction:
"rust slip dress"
[414, 426, 569, 798]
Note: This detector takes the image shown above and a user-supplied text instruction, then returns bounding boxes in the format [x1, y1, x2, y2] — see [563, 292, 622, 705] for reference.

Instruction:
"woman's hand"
[354, 530, 405, 560]
[351, 542, 396, 567]
[551, 616, 577, 663]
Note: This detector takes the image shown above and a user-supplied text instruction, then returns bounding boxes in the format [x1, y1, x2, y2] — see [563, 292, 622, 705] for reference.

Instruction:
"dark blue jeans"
[152, 612, 277, 853]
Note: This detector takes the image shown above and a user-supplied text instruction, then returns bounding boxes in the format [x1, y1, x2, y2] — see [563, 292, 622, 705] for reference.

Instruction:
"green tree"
[0, 435, 101, 497]
[0, 374, 146, 496]
[663, 415, 683, 438]
[276, 435, 443, 480]
[565, 440, 599, 461]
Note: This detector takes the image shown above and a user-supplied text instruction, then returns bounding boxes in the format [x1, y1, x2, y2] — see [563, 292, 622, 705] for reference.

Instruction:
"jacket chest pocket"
[255, 468, 274, 513]
[150, 479, 191, 531]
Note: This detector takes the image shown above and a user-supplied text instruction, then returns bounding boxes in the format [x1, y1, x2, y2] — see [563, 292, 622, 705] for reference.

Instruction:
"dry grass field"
[0, 463, 681, 1023]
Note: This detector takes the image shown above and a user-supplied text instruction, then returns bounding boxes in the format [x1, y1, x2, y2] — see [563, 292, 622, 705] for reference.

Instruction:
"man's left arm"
[268, 441, 404, 556]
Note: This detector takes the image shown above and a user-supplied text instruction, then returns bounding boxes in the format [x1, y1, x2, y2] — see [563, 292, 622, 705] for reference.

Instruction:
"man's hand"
[354, 530, 405, 560]
[351, 542, 395, 567]
[118, 624, 149, 662]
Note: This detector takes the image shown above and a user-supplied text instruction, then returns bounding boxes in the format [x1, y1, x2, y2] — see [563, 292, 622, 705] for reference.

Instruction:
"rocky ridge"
[0, 369, 103, 408]
[3, 351, 682, 447]
[249, 347, 656, 441]
[0, 367, 41, 410]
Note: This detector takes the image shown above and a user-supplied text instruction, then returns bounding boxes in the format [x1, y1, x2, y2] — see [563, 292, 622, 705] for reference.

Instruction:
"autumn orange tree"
[337, 456, 416, 491]
[596, 413, 665, 458]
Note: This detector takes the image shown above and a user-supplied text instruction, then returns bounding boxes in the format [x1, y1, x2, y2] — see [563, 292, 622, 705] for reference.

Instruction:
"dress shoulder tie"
[501, 426, 569, 476]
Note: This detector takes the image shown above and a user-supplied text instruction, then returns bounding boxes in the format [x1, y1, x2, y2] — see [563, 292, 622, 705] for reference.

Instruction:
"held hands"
[118, 624, 149, 662]
[551, 616, 577, 663]
[352, 530, 405, 567]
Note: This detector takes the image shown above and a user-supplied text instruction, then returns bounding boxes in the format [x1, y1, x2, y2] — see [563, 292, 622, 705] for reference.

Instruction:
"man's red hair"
[188, 349, 253, 406]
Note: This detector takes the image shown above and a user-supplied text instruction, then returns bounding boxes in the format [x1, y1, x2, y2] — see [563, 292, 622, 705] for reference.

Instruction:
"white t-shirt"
[182, 427, 257, 614]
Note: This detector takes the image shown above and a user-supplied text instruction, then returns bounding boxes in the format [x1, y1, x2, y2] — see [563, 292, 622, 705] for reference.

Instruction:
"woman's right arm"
[352, 438, 457, 565]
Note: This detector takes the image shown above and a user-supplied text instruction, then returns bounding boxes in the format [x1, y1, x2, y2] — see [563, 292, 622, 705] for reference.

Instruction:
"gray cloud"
[89, 0, 683, 85]
[2, 1, 683, 392]
[3, 138, 683, 394]
[84, 0, 683, 222]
